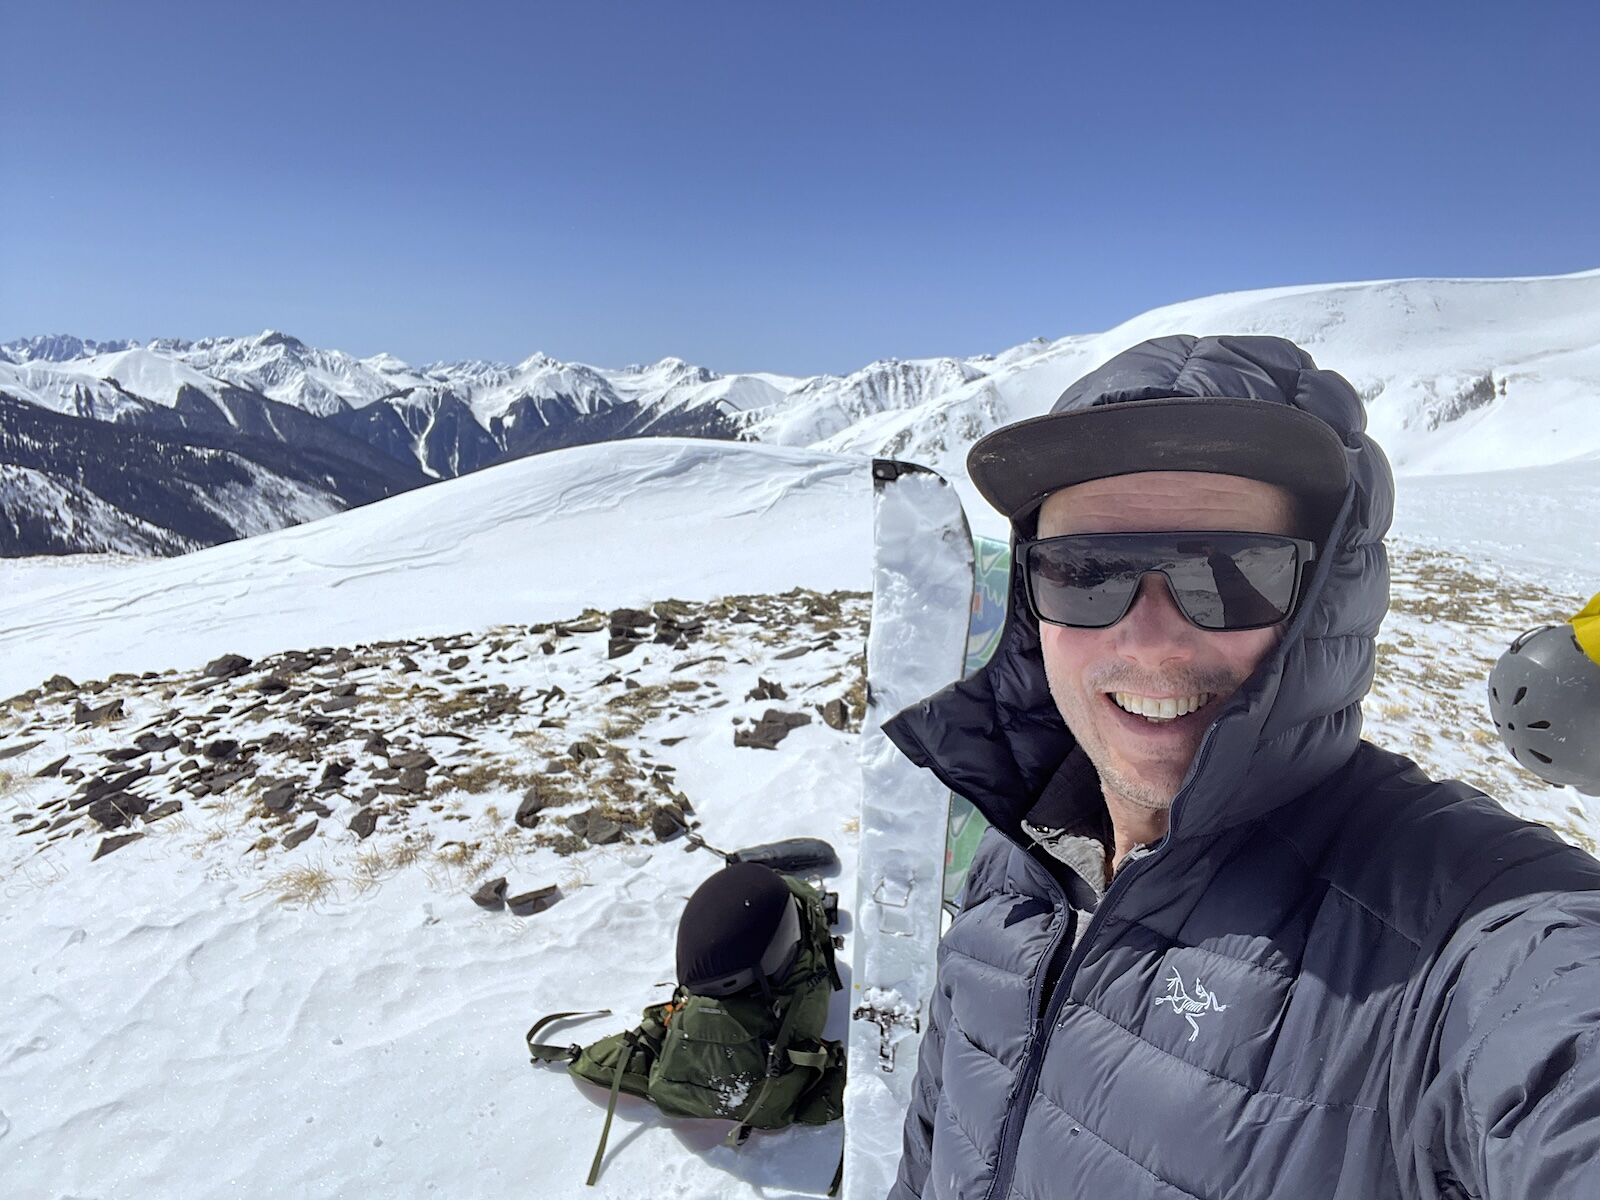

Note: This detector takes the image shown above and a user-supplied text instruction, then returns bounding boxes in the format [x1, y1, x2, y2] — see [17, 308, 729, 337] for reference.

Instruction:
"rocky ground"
[0, 588, 870, 911]
[2, 541, 1592, 910]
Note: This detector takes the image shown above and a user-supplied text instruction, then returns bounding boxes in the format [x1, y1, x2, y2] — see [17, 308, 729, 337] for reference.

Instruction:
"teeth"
[1112, 691, 1213, 721]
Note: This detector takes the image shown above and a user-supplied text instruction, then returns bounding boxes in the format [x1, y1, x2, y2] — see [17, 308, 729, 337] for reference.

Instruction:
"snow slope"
[0, 439, 872, 707]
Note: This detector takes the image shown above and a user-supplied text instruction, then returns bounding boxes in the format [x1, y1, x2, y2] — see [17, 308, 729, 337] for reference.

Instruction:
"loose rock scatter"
[0, 588, 870, 905]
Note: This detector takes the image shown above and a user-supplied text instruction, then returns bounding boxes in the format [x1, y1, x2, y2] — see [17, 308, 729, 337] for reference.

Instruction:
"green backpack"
[527, 865, 847, 1188]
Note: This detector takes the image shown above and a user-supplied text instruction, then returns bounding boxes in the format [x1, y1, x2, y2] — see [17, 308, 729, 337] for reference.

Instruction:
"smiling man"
[882, 335, 1600, 1200]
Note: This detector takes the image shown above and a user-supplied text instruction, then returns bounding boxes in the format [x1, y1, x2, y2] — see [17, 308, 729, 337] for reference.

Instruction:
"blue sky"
[4, 2, 1598, 375]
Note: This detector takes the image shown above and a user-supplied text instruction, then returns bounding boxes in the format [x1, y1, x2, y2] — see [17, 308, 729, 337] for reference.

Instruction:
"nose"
[1111, 572, 1199, 667]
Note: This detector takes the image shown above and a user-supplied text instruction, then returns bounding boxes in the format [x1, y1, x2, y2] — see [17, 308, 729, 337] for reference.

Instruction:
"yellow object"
[1572, 592, 1600, 666]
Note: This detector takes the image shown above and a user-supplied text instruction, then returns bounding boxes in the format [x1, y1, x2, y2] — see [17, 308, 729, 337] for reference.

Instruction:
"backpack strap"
[525, 1009, 612, 1064]
[587, 1029, 639, 1186]
[723, 992, 808, 1147]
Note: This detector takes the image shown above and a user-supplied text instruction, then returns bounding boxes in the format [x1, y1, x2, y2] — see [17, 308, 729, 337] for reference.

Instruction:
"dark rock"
[448, 654, 469, 670]
[397, 767, 429, 794]
[772, 645, 811, 661]
[88, 793, 151, 830]
[105, 747, 144, 763]
[349, 807, 379, 839]
[0, 737, 44, 760]
[93, 832, 145, 860]
[398, 655, 420, 673]
[820, 699, 849, 731]
[660, 736, 687, 747]
[596, 672, 622, 687]
[316, 761, 351, 792]
[303, 798, 334, 818]
[745, 678, 788, 702]
[18, 819, 48, 836]
[331, 681, 358, 698]
[322, 695, 361, 713]
[389, 749, 436, 771]
[204, 653, 253, 679]
[146, 800, 183, 822]
[650, 805, 687, 842]
[361, 732, 389, 755]
[606, 637, 637, 660]
[34, 755, 69, 778]
[515, 790, 547, 829]
[471, 877, 509, 909]
[282, 820, 318, 850]
[568, 740, 602, 761]
[255, 675, 292, 695]
[734, 709, 813, 751]
[48, 813, 76, 832]
[75, 764, 152, 808]
[135, 732, 180, 754]
[203, 739, 239, 762]
[624, 678, 640, 691]
[260, 783, 297, 812]
[42, 674, 77, 693]
[587, 816, 625, 846]
[73, 698, 124, 725]
[539, 641, 555, 656]
[506, 884, 561, 915]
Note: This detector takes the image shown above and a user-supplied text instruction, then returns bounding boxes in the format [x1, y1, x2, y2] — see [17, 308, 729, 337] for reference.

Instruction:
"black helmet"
[675, 863, 803, 998]
[1488, 623, 1600, 796]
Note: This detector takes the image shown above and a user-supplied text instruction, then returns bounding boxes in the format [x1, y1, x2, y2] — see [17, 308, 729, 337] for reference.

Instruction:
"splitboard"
[843, 460, 976, 1200]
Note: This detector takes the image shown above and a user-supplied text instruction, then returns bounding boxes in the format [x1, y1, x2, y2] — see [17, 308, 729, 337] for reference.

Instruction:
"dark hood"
[883, 334, 1395, 843]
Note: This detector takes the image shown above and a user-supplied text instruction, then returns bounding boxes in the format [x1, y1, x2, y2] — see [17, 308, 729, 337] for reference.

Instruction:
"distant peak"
[255, 330, 307, 352]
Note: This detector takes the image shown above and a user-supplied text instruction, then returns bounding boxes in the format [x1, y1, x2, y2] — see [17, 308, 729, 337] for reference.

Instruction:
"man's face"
[1035, 471, 1298, 818]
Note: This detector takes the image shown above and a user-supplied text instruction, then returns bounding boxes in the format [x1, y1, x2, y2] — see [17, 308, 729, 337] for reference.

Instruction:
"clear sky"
[4, 1, 1598, 375]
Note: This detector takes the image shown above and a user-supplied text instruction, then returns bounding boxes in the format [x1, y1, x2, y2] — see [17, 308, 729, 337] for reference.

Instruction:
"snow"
[0, 439, 872, 703]
[71, 347, 222, 407]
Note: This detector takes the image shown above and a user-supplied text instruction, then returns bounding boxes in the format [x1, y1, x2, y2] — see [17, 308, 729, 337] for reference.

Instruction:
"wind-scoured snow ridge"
[0, 437, 874, 701]
[809, 270, 1600, 485]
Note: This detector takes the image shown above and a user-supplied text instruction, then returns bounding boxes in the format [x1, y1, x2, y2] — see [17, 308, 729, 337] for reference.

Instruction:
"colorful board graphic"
[942, 534, 1011, 909]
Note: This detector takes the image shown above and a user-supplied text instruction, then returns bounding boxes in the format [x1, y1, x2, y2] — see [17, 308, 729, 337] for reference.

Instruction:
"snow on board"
[843, 461, 974, 1200]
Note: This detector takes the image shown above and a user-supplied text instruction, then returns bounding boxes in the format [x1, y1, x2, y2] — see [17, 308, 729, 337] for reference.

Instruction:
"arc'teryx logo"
[1153, 969, 1228, 1042]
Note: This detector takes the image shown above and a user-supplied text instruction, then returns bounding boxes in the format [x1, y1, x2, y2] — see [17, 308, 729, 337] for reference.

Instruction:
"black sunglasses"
[1019, 531, 1319, 632]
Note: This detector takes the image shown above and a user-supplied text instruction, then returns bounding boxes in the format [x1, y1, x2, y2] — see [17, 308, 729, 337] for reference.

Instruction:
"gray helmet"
[1488, 623, 1600, 796]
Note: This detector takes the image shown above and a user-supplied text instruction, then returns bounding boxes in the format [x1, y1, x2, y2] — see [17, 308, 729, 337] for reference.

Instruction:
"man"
[883, 335, 1600, 1199]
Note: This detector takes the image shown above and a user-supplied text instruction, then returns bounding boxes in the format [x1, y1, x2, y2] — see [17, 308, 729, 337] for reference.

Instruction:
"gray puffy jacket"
[883, 336, 1600, 1200]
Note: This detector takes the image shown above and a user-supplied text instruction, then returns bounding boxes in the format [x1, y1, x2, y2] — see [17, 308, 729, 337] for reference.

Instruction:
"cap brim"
[967, 396, 1350, 526]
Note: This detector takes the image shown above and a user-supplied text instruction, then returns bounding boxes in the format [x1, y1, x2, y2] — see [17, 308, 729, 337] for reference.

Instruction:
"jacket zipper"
[980, 732, 1218, 1200]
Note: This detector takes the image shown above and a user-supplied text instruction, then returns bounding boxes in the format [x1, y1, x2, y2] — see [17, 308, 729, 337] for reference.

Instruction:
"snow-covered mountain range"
[4, 267, 1599, 555]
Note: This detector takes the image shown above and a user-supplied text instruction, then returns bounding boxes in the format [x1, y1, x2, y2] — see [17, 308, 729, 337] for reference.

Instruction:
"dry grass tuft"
[441, 761, 540, 796]
[250, 861, 341, 908]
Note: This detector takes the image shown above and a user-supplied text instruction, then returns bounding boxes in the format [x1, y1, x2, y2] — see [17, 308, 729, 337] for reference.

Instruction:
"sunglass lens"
[1160, 537, 1300, 629]
[1027, 535, 1303, 631]
[1025, 542, 1140, 627]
